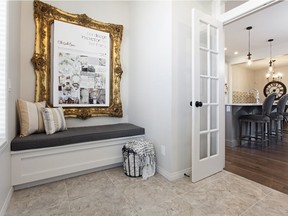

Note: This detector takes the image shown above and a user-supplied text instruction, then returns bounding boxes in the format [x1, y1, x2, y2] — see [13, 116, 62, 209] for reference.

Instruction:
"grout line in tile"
[239, 191, 271, 216]
[225, 171, 274, 194]
[151, 175, 194, 201]
[63, 180, 72, 216]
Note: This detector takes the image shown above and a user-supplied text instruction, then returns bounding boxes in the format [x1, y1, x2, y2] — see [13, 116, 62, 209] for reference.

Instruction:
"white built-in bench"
[11, 123, 145, 187]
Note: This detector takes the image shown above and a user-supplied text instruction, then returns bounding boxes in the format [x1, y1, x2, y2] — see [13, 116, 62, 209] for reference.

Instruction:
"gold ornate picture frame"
[31, 0, 123, 119]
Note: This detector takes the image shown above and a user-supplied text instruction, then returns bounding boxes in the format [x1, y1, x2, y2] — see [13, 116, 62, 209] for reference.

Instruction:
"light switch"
[226, 106, 231, 112]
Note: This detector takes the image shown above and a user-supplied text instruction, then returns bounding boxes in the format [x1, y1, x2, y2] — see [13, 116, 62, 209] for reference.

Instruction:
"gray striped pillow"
[41, 107, 67, 135]
[17, 99, 46, 137]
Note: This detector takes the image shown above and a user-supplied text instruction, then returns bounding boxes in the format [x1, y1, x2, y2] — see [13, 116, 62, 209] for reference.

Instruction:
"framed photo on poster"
[53, 20, 110, 107]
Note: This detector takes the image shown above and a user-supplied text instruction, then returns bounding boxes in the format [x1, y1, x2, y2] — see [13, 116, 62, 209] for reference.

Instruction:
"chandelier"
[265, 39, 283, 82]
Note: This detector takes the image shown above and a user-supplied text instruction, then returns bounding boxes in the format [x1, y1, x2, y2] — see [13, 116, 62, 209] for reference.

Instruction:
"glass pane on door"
[200, 77, 208, 103]
[200, 22, 208, 48]
[210, 26, 217, 51]
[210, 79, 218, 103]
[200, 50, 208, 75]
[210, 131, 218, 156]
[210, 105, 218, 130]
[200, 133, 208, 159]
[210, 52, 218, 77]
[200, 105, 208, 131]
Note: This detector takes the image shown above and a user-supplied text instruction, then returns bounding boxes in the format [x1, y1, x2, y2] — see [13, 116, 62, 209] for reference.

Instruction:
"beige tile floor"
[5, 167, 288, 216]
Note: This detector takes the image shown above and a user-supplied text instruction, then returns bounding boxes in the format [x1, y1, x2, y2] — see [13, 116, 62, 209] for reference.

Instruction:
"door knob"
[195, 101, 203, 107]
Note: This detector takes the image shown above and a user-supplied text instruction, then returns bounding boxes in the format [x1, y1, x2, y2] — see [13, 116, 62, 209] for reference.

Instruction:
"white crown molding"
[219, 0, 281, 25]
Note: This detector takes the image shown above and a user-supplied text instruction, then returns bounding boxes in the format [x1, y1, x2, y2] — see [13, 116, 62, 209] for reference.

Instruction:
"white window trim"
[0, 139, 7, 153]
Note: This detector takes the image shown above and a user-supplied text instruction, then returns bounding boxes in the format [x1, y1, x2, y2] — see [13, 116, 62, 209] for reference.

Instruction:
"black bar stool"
[270, 94, 288, 142]
[239, 93, 277, 146]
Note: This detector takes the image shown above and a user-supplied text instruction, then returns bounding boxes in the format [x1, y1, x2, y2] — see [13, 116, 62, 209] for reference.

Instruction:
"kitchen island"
[225, 103, 263, 147]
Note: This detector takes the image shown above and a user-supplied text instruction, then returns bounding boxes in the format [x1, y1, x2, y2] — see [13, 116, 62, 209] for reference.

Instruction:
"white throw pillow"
[41, 107, 67, 135]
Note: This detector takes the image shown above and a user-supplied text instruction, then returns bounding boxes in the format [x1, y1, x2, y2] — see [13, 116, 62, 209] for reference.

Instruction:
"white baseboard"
[0, 187, 13, 216]
[156, 165, 192, 181]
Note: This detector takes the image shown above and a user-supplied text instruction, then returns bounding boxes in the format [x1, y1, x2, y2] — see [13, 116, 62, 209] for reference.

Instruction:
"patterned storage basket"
[122, 139, 156, 179]
[122, 146, 142, 177]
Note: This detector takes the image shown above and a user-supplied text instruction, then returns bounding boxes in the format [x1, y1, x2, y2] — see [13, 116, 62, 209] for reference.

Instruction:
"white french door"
[191, 9, 225, 182]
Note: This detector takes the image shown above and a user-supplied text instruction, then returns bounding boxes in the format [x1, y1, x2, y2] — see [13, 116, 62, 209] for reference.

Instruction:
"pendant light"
[246, 26, 252, 65]
[268, 39, 274, 72]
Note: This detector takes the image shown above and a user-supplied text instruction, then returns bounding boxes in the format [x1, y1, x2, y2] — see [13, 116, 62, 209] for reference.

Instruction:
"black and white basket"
[122, 139, 156, 179]
[122, 146, 142, 177]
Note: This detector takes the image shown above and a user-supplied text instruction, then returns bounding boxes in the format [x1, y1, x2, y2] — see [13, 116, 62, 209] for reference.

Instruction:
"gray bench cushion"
[11, 123, 145, 151]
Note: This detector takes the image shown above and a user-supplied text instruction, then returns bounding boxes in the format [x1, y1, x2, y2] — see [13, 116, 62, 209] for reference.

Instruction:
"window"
[0, 0, 7, 140]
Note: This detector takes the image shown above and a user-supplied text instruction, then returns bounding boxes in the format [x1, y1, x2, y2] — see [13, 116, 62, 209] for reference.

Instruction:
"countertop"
[225, 103, 262, 106]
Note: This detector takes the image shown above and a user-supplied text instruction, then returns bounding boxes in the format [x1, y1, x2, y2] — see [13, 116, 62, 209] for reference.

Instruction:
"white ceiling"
[231, 54, 288, 71]
[224, 1, 288, 69]
[224, 0, 248, 12]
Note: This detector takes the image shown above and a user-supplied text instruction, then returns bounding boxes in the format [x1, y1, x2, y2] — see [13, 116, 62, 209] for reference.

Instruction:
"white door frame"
[218, 0, 281, 25]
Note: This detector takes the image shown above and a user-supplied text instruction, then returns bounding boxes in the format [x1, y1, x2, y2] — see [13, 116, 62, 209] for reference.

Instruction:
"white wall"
[7, 1, 21, 151]
[20, 1, 130, 127]
[0, 1, 21, 215]
[231, 64, 255, 92]
[128, 1, 173, 172]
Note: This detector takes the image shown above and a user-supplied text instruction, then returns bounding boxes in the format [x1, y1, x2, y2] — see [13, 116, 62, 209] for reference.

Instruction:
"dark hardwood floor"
[225, 128, 288, 194]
